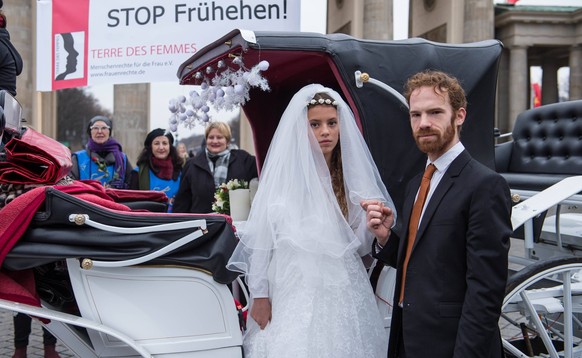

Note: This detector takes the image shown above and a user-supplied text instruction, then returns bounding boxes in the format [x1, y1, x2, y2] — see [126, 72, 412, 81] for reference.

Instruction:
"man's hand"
[361, 200, 394, 246]
[250, 297, 272, 330]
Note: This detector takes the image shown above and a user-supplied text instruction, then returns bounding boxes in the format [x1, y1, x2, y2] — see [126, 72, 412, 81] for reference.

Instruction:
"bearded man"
[362, 70, 512, 358]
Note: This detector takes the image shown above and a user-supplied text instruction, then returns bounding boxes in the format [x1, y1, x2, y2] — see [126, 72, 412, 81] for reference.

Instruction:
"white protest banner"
[36, 0, 300, 91]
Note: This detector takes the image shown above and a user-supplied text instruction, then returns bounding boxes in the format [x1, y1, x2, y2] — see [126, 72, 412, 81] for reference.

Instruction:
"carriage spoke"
[502, 260, 582, 358]
[519, 290, 560, 358]
[564, 271, 573, 358]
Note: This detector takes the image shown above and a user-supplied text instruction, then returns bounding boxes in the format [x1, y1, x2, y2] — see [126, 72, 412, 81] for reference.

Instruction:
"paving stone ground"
[0, 309, 73, 358]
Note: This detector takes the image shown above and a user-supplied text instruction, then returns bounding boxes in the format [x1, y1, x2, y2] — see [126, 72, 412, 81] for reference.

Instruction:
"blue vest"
[133, 167, 181, 213]
[75, 150, 126, 188]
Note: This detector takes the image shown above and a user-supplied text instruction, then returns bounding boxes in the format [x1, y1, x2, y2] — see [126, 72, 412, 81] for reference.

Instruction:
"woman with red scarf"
[129, 128, 182, 212]
[71, 116, 133, 189]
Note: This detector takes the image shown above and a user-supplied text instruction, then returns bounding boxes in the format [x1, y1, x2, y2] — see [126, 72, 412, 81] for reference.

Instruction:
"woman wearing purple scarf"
[70, 116, 133, 188]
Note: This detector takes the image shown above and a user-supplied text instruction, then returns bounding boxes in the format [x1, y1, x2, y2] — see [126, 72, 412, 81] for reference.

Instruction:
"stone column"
[509, 46, 528, 129]
[463, 0, 494, 43]
[570, 45, 582, 100]
[38, 92, 57, 136]
[113, 84, 150, 165]
[541, 60, 559, 105]
[363, 0, 392, 40]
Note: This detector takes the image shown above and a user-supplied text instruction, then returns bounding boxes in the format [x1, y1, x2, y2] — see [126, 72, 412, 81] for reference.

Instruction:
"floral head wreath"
[308, 98, 338, 107]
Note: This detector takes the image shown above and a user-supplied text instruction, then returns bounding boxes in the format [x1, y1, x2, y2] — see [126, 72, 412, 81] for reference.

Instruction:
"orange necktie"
[399, 163, 437, 304]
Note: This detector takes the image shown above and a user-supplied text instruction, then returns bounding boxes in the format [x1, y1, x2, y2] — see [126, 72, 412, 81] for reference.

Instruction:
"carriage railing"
[0, 297, 153, 358]
[354, 71, 409, 109]
[510, 176, 582, 264]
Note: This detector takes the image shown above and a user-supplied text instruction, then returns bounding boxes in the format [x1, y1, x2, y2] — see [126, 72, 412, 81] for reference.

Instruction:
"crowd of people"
[0, 1, 512, 354]
[68, 117, 257, 215]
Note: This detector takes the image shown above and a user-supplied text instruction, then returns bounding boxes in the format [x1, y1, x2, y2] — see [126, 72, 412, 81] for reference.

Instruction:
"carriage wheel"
[501, 256, 582, 358]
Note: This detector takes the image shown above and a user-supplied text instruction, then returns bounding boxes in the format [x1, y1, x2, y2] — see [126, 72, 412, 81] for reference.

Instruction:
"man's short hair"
[404, 70, 467, 112]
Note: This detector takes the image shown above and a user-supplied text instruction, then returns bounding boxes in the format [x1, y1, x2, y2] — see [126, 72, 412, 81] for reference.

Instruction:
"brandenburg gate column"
[463, 0, 494, 42]
[541, 59, 559, 105]
[113, 84, 150, 165]
[570, 45, 582, 100]
[363, 0, 392, 40]
[542, 59, 560, 105]
[509, 45, 528, 129]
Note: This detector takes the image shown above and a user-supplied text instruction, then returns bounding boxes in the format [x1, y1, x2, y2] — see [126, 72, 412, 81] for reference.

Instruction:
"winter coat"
[0, 27, 22, 97]
[173, 149, 258, 214]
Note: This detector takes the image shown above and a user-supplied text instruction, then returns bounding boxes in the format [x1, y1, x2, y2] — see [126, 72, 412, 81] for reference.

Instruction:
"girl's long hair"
[309, 92, 347, 217]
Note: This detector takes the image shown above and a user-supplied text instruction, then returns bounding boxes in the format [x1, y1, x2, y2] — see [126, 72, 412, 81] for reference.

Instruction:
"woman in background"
[173, 121, 257, 213]
[130, 128, 182, 212]
[176, 141, 189, 166]
[70, 116, 133, 189]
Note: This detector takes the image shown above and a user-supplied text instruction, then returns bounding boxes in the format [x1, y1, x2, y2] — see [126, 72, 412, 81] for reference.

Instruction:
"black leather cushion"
[496, 100, 582, 191]
[122, 200, 168, 212]
[509, 100, 582, 175]
[4, 188, 239, 284]
[500, 172, 572, 192]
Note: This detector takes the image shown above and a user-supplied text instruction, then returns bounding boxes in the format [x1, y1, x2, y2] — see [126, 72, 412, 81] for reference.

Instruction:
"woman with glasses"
[70, 115, 133, 188]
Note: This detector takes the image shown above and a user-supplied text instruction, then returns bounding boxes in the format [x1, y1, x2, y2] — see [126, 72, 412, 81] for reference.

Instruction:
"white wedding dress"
[227, 84, 395, 358]
[242, 242, 388, 358]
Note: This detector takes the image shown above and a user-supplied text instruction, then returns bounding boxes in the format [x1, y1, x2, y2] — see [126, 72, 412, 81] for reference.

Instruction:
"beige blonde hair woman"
[173, 121, 258, 213]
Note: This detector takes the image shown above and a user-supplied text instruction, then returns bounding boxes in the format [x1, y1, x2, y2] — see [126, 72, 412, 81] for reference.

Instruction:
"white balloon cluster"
[168, 59, 270, 132]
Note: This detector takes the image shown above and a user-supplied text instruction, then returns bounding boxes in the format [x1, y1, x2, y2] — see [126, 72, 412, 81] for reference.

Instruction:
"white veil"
[227, 84, 396, 295]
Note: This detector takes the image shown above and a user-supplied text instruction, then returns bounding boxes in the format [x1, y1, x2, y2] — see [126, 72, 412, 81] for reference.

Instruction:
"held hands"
[361, 199, 394, 246]
[251, 297, 272, 330]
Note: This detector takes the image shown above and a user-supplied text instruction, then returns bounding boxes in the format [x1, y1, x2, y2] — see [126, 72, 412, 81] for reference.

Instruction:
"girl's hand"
[251, 297, 272, 330]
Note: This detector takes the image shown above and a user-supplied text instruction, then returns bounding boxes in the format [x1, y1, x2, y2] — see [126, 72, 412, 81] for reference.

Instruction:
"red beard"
[414, 118, 456, 156]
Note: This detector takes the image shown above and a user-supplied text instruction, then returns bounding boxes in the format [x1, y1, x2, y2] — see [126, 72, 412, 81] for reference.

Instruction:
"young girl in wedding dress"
[228, 84, 395, 358]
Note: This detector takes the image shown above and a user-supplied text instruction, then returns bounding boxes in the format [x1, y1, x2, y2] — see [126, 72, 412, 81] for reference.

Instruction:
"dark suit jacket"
[173, 149, 258, 213]
[375, 150, 512, 358]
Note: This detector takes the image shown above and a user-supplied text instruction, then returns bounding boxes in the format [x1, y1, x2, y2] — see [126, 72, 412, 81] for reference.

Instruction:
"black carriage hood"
[178, 29, 503, 211]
